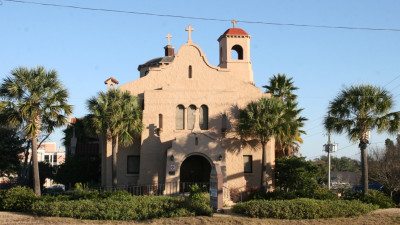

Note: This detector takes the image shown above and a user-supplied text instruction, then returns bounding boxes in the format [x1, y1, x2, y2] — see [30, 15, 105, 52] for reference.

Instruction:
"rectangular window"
[53, 154, 57, 163]
[44, 155, 50, 163]
[127, 156, 140, 174]
[243, 155, 252, 173]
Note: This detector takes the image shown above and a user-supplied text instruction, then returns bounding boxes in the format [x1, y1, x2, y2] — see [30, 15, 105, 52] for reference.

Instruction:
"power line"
[3, 0, 400, 33]
[383, 75, 400, 88]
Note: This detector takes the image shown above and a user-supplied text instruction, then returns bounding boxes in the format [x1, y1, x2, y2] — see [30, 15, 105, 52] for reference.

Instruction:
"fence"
[96, 181, 211, 196]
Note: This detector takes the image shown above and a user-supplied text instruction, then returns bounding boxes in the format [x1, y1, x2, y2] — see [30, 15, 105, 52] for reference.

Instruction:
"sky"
[1, 0, 399, 160]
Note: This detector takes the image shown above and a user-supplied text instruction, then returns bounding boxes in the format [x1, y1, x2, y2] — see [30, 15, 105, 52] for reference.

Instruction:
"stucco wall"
[102, 31, 275, 192]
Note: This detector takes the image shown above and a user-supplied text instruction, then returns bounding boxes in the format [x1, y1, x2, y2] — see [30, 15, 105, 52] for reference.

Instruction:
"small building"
[37, 142, 65, 167]
[101, 25, 275, 198]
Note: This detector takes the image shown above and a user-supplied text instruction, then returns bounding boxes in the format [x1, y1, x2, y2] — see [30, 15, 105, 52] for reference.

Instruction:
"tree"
[315, 156, 360, 172]
[275, 156, 319, 194]
[263, 74, 306, 157]
[63, 115, 97, 156]
[369, 135, 400, 199]
[54, 155, 100, 189]
[0, 127, 24, 178]
[87, 89, 142, 187]
[0, 66, 72, 195]
[324, 85, 400, 194]
[238, 97, 293, 190]
[28, 162, 54, 190]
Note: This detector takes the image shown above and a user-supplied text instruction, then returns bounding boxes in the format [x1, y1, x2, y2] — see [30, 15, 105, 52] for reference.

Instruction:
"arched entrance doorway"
[180, 154, 211, 192]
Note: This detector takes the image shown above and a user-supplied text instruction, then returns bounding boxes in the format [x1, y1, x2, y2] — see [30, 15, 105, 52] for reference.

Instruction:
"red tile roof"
[224, 28, 249, 36]
[218, 28, 249, 41]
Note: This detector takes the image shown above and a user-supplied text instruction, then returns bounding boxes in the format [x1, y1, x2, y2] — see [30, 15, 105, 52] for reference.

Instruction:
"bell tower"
[218, 21, 253, 83]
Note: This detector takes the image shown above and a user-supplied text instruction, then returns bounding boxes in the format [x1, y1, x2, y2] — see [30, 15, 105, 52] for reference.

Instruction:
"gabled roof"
[104, 77, 119, 85]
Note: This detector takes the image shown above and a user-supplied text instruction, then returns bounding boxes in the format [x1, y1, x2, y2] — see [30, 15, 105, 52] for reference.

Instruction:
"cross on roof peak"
[166, 33, 172, 45]
[185, 25, 194, 43]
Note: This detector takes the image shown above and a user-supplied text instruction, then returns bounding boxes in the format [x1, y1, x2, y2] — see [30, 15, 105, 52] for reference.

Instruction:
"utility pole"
[323, 132, 337, 190]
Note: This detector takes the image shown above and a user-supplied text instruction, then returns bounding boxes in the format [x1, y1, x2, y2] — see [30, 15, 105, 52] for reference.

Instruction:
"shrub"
[232, 198, 378, 219]
[249, 187, 337, 201]
[312, 187, 338, 200]
[100, 190, 133, 201]
[32, 195, 194, 220]
[344, 189, 395, 209]
[65, 188, 100, 200]
[2, 186, 37, 212]
[185, 184, 213, 216]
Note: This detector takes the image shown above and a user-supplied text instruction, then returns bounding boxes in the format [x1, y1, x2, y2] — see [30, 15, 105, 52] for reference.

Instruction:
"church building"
[101, 24, 275, 198]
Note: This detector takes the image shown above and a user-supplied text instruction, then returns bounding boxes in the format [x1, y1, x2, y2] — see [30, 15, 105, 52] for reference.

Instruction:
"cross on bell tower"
[185, 25, 194, 43]
[231, 19, 237, 28]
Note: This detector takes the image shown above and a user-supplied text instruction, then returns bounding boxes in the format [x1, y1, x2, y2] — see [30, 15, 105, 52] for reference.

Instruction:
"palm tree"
[0, 66, 72, 196]
[87, 89, 142, 187]
[238, 97, 293, 191]
[264, 74, 306, 156]
[324, 85, 400, 194]
[263, 74, 298, 101]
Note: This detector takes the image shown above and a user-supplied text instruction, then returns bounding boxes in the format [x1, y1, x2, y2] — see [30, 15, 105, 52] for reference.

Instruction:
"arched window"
[187, 105, 196, 130]
[188, 65, 193, 79]
[176, 105, 185, 130]
[231, 45, 243, 60]
[199, 105, 208, 130]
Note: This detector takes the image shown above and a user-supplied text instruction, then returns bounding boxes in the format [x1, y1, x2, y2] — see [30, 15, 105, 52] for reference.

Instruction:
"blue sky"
[1, 0, 399, 159]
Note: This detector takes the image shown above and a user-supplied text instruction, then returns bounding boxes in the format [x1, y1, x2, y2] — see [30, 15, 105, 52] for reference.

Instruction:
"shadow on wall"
[140, 123, 173, 184]
[107, 102, 273, 187]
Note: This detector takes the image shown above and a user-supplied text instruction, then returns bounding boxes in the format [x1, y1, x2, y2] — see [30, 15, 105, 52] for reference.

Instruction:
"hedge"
[32, 196, 193, 220]
[232, 198, 378, 219]
[1, 186, 213, 220]
[31, 188, 212, 220]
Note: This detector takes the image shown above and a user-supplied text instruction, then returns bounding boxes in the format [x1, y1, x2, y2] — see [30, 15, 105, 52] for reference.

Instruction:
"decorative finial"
[104, 77, 119, 90]
[231, 19, 237, 28]
[166, 33, 172, 45]
[185, 25, 194, 43]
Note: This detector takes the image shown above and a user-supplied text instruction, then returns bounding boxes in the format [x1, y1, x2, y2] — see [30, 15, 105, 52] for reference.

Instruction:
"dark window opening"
[158, 114, 163, 130]
[219, 47, 222, 62]
[199, 105, 208, 130]
[243, 155, 252, 173]
[231, 45, 243, 60]
[187, 105, 196, 130]
[127, 155, 140, 174]
[188, 65, 193, 79]
[176, 105, 185, 130]
[140, 99, 145, 110]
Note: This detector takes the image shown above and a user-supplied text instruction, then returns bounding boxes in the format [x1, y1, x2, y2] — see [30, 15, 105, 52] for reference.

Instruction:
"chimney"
[164, 45, 174, 57]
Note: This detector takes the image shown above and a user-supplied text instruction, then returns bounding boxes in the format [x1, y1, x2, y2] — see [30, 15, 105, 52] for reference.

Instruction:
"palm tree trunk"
[260, 141, 267, 191]
[359, 140, 369, 194]
[112, 136, 118, 187]
[31, 136, 41, 196]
